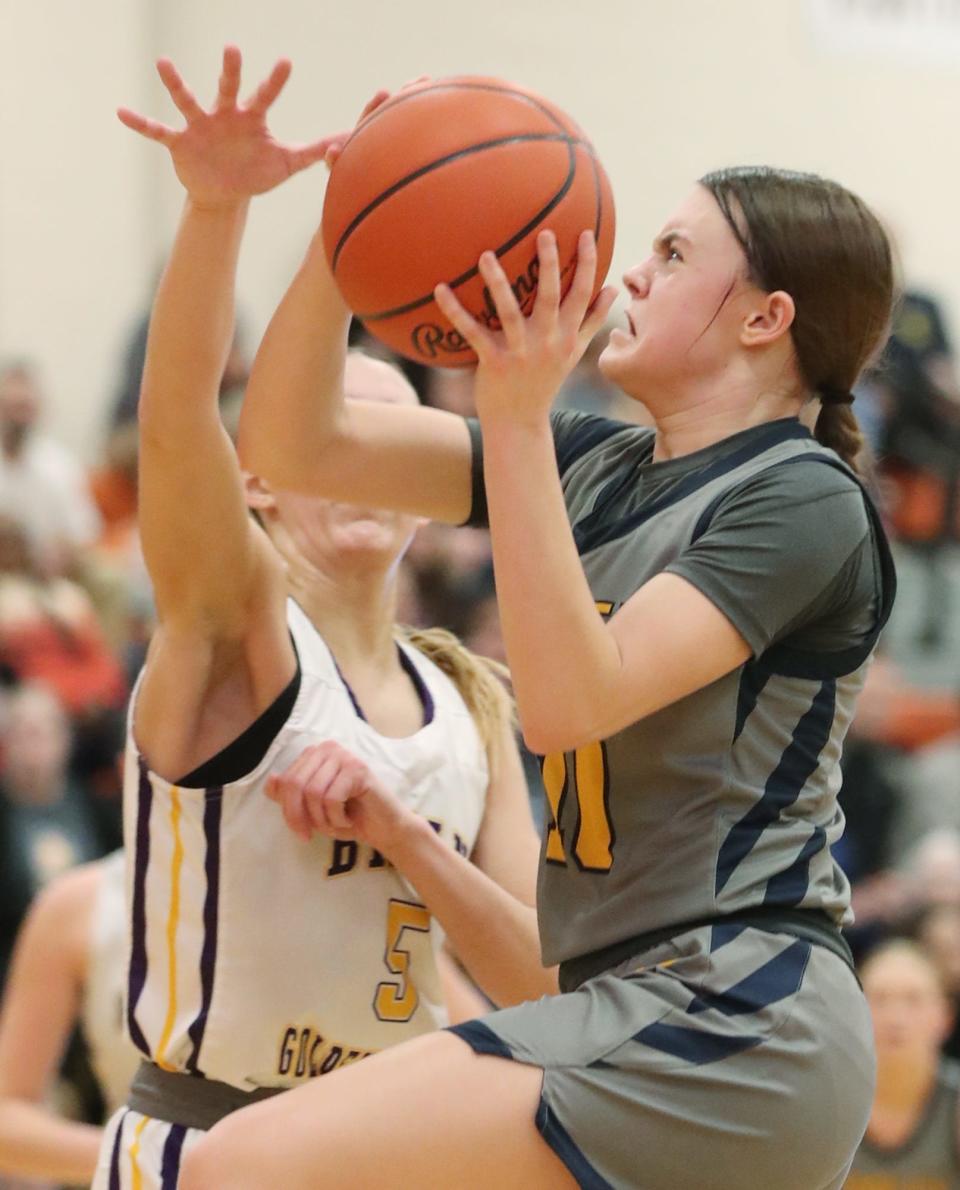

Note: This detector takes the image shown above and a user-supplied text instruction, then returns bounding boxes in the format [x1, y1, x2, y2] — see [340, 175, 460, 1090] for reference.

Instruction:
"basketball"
[321, 77, 616, 367]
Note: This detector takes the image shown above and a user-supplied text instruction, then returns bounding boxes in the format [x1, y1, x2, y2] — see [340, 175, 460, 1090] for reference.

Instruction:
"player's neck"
[639, 358, 804, 463]
[648, 385, 802, 463]
[286, 564, 399, 671]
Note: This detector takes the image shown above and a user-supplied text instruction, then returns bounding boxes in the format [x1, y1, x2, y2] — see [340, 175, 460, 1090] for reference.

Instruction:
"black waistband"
[127, 1061, 285, 1131]
[558, 906, 855, 994]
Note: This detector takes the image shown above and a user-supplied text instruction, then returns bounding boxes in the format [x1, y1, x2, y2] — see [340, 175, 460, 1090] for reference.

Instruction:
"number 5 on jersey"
[541, 600, 616, 873]
[374, 899, 431, 1022]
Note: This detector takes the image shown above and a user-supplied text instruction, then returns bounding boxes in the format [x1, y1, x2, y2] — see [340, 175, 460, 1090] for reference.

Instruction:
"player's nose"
[622, 262, 651, 300]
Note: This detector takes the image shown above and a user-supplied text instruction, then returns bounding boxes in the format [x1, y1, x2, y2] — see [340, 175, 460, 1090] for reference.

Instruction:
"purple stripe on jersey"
[160, 1123, 188, 1188]
[108, 1109, 128, 1190]
[333, 644, 435, 728]
[185, 786, 223, 1074]
[127, 758, 152, 1057]
[398, 646, 435, 727]
[330, 653, 367, 719]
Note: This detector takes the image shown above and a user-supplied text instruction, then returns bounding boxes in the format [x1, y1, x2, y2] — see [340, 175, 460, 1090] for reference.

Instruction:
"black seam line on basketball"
[331, 132, 591, 273]
[348, 80, 574, 143]
[587, 145, 603, 240]
[357, 139, 578, 323]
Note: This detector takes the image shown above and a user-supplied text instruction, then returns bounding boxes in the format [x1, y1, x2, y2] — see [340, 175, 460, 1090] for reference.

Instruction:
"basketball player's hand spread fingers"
[435, 229, 618, 422]
[116, 45, 340, 205]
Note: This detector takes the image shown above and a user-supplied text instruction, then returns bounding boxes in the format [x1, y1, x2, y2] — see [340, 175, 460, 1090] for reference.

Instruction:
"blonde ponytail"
[399, 625, 515, 775]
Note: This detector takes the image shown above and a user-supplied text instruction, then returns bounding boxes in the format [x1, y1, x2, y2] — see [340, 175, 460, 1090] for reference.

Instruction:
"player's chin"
[333, 521, 408, 558]
[598, 330, 638, 382]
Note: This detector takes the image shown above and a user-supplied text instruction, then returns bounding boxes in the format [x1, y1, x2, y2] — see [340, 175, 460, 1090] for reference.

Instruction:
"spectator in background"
[872, 290, 960, 651]
[838, 653, 960, 889]
[109, 310, 250, 435]
[846, 940, 960, 1187]
[0, 515, 126, 731]
[85, 418, 154, 678]
[913, 898, 960, 1062]
[0, 684, 113, 984]
[0, 361, 101, 578]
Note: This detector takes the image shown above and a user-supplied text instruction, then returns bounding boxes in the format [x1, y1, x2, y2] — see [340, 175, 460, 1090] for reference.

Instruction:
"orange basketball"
[321, 77, 616, 367]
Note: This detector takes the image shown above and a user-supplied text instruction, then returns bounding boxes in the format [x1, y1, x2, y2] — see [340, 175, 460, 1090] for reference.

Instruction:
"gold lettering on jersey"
[325, 818, 466, 879]
[542, 598, 617, 872]
[276, 1025, 376, 1079]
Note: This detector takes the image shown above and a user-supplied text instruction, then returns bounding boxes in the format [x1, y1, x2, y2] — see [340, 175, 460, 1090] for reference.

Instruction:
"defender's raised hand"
[117, 45, 337, 206]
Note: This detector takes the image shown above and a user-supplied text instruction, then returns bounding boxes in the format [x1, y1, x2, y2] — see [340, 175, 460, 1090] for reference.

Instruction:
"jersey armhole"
[177, 658, 302, 788]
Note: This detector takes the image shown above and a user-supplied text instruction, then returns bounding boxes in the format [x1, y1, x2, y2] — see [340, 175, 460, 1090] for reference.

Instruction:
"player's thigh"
[180, 1031, 577, 1190]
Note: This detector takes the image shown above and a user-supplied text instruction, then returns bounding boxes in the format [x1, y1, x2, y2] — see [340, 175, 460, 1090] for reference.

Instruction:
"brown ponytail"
[814, 401, 865, 474]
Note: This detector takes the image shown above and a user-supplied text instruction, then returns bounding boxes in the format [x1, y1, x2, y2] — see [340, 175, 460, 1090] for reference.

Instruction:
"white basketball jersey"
[122, 599, 489, 1091]
[81, 850, 141, 1114]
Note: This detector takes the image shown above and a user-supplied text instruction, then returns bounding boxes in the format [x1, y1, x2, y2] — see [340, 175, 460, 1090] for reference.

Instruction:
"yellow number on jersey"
[374, 899, 431, 1023]
[541, 600, 616, 873]
[542, 739, 614, 872]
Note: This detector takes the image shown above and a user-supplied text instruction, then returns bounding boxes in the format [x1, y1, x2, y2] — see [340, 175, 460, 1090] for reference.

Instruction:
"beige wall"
[2, 0, 958, 457]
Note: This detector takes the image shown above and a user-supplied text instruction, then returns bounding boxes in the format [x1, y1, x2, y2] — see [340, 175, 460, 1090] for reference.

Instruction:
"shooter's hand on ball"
[434, 229, 618, 423]
[266, 741, 413, 857]
[117, 45, 339, 205]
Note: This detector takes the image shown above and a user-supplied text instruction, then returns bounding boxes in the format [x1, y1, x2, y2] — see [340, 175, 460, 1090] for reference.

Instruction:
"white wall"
[2, 0, 958, 456]
[0, 0, 159, 457]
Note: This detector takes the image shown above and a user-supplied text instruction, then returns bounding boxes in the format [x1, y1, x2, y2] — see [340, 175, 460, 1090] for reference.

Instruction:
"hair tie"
[819, 385, 855, 406]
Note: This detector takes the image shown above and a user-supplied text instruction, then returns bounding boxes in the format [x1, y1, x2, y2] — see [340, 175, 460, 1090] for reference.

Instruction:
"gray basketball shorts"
[449, 922, 874, 1190]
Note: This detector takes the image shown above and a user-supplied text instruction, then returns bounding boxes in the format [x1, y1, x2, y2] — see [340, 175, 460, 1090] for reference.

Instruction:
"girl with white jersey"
[94, 49, 550, 1189]
[182, 68, 897, 1190]
[0, 851, 139, 1185]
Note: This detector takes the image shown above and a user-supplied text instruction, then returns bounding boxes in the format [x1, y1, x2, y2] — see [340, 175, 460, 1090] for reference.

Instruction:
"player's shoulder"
[20, 857, 106, 961]
[549, 408, 652, 476]
[722, 442, 870, 521]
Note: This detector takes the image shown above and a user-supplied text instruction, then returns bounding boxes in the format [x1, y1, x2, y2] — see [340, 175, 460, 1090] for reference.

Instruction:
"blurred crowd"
[3, 284, 960, 1184]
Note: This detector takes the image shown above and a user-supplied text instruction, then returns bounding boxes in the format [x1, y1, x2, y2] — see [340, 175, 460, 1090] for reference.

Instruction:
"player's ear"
[244, 472, 276, 511]
[741, 289, 795, 348]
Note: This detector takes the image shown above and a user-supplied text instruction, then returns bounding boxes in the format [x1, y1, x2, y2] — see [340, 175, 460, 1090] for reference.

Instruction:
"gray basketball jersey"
[846, 1060, 960, 1188]
[468, 413, 895, 965]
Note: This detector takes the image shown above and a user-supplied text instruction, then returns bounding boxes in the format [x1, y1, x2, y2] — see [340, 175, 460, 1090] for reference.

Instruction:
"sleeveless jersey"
[81, 850, 140, 1114]
[846, 1060, 960, 1188]
[122, 598, 488, 1091]
[474, 415, 894, 965]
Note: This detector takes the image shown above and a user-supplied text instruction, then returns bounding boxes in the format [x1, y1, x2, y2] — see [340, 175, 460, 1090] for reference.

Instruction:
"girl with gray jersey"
[181, 76, 896, 1190]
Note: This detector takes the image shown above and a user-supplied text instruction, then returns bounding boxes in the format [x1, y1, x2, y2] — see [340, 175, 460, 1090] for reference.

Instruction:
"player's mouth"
[625, 312, 637, 336]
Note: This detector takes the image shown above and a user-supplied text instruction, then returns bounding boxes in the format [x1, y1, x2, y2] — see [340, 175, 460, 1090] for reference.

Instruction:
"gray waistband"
[128, 1061, 285, 1131]
[558, 907, 855, 993]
